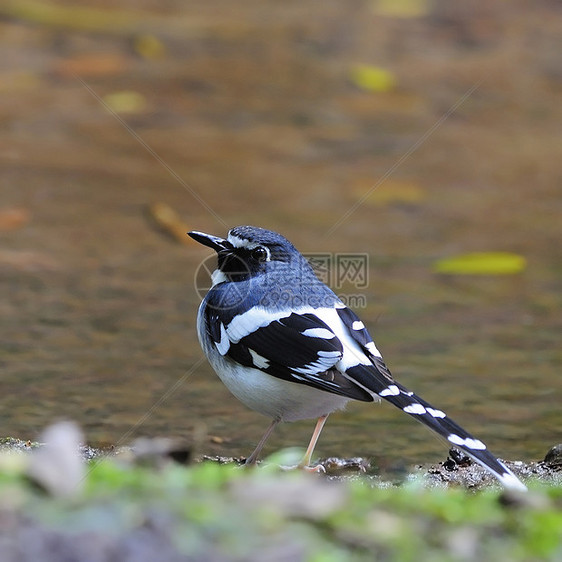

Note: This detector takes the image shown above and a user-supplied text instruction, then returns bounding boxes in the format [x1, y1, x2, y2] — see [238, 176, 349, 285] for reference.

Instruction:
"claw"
[301, 463, 326, 474]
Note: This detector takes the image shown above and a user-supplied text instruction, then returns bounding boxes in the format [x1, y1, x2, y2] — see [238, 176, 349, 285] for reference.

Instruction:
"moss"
[0, 457, 561, 561]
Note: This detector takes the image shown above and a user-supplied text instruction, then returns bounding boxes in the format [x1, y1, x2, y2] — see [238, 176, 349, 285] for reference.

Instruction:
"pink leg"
[245, 418, 280, 465]
[299, 414, 329, 468]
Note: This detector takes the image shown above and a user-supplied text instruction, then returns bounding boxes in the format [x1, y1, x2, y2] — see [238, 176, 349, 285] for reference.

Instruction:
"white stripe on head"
[228, 233, 255, 248]
[227, 233, 271, 260]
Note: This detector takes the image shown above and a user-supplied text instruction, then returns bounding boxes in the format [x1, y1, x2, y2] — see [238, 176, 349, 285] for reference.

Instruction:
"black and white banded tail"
[346, 362, 525, 490]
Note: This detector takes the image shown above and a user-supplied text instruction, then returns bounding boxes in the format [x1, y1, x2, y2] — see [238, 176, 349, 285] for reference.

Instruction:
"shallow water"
[1, 0, 561, 470]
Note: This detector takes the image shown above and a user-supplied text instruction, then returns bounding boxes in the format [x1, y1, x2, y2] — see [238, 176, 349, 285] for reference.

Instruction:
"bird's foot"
[300, 463, 326, 474]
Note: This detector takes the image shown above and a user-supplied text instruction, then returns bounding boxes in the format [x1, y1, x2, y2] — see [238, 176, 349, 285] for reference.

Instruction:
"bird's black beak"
[188, 230, 232, 253]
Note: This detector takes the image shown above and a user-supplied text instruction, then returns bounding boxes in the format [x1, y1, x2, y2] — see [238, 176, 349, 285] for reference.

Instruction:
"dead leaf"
[147, 202, 191, 245]
[0, 208, 31, 231]
[0, 250, 59, 271]
[53, 53, 130, 78]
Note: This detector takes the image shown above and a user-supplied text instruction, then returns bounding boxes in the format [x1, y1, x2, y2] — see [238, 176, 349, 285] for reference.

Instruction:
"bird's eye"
[251, 246, 268, 262]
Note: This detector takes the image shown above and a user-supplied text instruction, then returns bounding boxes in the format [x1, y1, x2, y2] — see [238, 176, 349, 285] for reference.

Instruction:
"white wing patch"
[215, 322, 230, 355]
[313, 308, 373, 369]
[317, 350, 342, 358]
[365, 341, 382, 358]
[301, 327, 335, 339]
[228, 306, 340, 344]
[227, 307, 289, 343]
[249, 349, 270, 369]
[294, 360, 331, 375]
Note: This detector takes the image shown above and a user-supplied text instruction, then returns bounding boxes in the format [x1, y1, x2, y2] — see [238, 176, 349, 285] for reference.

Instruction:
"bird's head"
[188, 226, 307, 284]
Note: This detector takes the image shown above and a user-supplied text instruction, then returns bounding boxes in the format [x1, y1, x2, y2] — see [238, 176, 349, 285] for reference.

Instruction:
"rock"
[543, 444, 562, 466]
[26, 421, 85, 497]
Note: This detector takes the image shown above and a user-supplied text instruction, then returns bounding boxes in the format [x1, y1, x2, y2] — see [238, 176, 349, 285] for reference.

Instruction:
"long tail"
[346, 360, 527, 491]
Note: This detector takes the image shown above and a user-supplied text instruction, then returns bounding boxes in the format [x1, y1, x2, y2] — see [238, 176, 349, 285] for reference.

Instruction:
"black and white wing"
[204, 307, 374, 402]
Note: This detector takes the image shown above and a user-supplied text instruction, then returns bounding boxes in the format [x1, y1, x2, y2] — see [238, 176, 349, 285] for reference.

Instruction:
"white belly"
[206, 350, 350, 422]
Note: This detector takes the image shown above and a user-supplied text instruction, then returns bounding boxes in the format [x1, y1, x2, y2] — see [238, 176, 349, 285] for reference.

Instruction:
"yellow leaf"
[103, 91, 147, 114]
[433, 252, 527, 275]
[351, 64, 397, 93]
[371, 0, 430, 18]
[353, 180, 425, 206]
[134, 34, 166, 60]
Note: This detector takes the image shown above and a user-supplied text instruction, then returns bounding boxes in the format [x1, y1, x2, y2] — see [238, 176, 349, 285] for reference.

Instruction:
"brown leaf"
[146, 202, 191, 245]
[53, 53, 130, 78]
[0, 208, 31, 231]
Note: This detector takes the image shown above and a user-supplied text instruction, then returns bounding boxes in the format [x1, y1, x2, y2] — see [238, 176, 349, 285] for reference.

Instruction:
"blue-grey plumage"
[189, 226, 526, 491]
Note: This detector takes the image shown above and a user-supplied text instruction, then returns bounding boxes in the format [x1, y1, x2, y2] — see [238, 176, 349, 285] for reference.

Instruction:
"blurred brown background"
[1, 0, 561, 470]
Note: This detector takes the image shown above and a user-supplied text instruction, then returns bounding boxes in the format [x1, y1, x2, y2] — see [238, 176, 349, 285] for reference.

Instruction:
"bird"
[188, 225, 526, 491]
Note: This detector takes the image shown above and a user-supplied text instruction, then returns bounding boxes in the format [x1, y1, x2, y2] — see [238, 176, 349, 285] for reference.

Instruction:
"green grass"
[0, 457, 561, 561]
